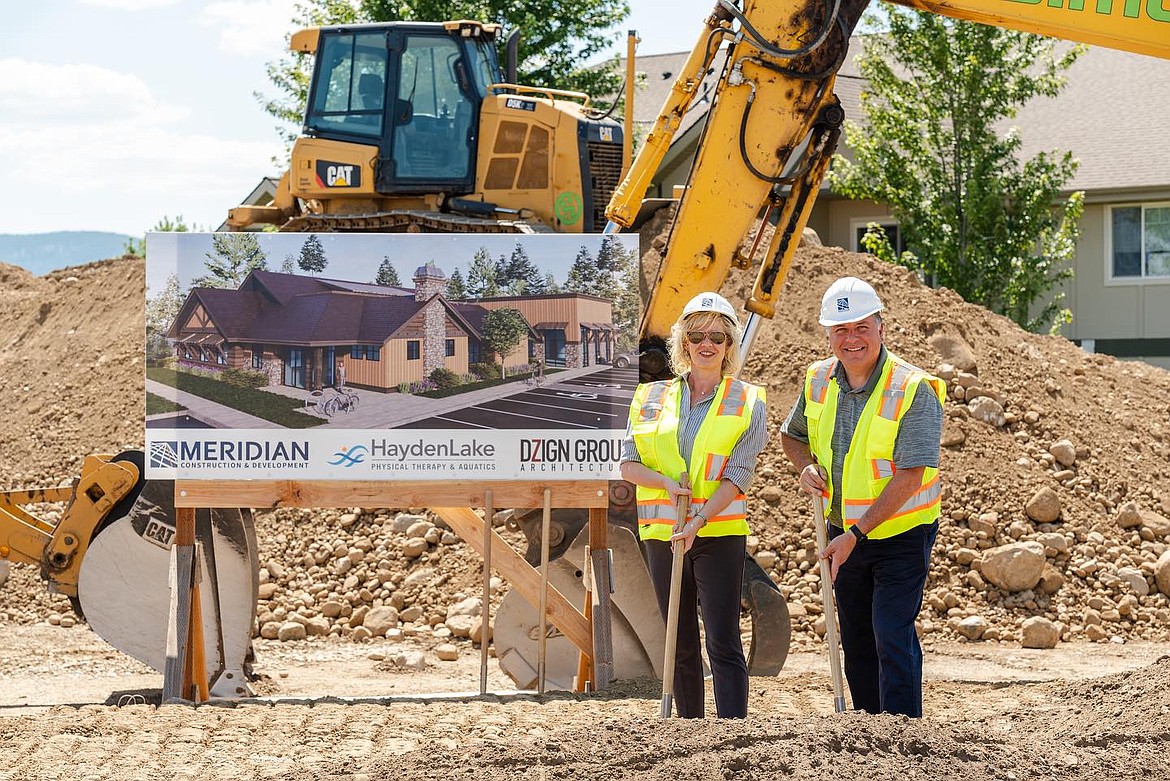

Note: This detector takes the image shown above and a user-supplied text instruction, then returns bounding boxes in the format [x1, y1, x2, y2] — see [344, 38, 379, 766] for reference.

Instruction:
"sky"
[0, 0, 719, 237]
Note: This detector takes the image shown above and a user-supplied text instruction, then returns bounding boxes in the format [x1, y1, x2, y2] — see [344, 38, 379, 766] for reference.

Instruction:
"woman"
[620, 292, 769, 718]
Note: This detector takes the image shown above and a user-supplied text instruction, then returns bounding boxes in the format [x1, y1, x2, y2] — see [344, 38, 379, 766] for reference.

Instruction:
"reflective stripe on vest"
[629, 377, 763, 541]
[804, 353, 946, 540]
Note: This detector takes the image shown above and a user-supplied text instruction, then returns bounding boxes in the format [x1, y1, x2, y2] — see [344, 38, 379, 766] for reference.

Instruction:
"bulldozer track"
[280, 210, 555, 234]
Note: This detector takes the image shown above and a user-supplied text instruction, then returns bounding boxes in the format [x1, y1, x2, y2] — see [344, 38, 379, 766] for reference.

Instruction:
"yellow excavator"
[5, 0, 1168, 695]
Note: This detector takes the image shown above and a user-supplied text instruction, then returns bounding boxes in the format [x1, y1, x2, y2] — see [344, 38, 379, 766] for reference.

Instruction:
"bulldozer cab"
[303, 22, 502, 195]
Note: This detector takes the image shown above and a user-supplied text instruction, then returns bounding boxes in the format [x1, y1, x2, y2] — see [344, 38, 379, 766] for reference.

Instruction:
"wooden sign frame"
[165, 479, 615, 701]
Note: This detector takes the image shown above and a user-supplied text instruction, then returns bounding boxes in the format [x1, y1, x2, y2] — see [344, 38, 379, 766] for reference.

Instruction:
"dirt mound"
[2, 248, 1169, 654]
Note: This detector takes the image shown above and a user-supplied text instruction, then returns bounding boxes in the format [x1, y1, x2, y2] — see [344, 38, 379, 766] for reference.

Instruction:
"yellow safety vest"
[803, 352, 946, 540]
[629, 376, 764, 542]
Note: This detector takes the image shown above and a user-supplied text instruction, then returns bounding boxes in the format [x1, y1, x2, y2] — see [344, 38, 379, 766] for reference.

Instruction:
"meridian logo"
[329, 444, 369, 467]
[149, 441, 179, 469]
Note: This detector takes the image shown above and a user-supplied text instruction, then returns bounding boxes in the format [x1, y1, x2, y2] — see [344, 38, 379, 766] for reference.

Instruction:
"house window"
[407, 340, 420, 360]
[350, 345, 363, 359]
[445, 338, 455, 357]
[182, 345, 191, 359]
[541, 329, 566, 366]
[1111, 204, 1170, 279]
[469, 340, 481, 364]
[251, 345, 263, 369]
[216, 349, 227, 365]
[285, 349, 305, 388]
[367, 345, 381, 361]
[853, 222, 906, 256]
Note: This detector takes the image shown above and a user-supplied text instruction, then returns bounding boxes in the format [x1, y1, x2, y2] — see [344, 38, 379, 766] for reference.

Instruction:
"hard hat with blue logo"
[682, 292, 738, 322]
[818, 277, 883, 326]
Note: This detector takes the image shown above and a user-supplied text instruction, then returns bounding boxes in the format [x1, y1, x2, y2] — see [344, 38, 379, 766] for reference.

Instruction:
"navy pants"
[829, 520, 938, 718]
[645, 535, 748, 718]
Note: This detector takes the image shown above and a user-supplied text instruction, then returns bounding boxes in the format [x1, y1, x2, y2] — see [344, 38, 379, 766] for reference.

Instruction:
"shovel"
[659, 472, 690, 719]
[812, 494, 847, 713]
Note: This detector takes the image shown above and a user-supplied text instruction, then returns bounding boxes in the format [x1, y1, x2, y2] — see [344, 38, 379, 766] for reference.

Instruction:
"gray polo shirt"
[621, 376, 769, 492]
[780, 346, 942, 526]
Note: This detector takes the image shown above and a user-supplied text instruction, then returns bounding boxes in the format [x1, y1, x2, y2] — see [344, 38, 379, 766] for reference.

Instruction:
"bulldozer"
[6, 0, 1169, 698]
[226, 20, 625, 234]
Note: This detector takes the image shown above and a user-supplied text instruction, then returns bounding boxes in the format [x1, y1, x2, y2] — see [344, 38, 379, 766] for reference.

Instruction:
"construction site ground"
[3, 243, 1170, 780]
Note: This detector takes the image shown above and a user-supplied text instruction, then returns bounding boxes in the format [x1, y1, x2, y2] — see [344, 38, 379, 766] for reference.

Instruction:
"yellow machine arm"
[607, 0, 1169, 373]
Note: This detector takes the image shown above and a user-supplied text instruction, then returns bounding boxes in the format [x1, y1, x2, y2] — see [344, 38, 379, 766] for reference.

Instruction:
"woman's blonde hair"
[668, 311, 744, 378]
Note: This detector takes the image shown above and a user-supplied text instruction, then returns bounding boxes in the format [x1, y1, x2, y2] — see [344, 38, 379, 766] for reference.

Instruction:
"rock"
[941, 425, 966, 448]
[955, 615, 987, 640]
[363, 606, 400, 637]
[1084, 624, 1108, 641]
[445, 615, 474, 638]
[1155, 551, 1170, 596]
[259, 621, 281, 640]
[1117, 567, 1150, 596]
[435, 644, 459, 662]
[755, 550, 778, 569]
[980, 542, 1046, 592]
[257, 583, 279, 600]
[927, 333, 977, 372]
[1037, 565, 1065, 595]
[277, 622, 307, 642]
[320, 600, 344, 618]
[1025, 487, 1062, 524]
[1021, 616, 1060, 649]
[800, 227, 822, 247]
[1048, 439, 1076, 467]
[968, 513, 998, 537]
[759, 485, 784, 505]
[0, 559, 9, 589]
[1116, 501, 1143, 529]
[968, 396, 1006, 427]
[400, 606, 423, 622]
[1142, 510, 1170, 538]
[471, 617, 492, 644]
[351, 626, 373, 641]
[266, 560, 286, 580]
[406, 521, 434, 539]
[305, 617, 331, 636]
[447, 596, 482, 619]
[1036, 532, 1068, 555]
[403, 538, 429, 558]
[955, 548, 978, 565]
[395, 651, 428, 670]
[391, 513, 428, 533]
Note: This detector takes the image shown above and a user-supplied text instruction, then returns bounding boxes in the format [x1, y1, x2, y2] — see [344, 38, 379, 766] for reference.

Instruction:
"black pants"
[829, 520, 938, 717]
[645, 535, 748, 718]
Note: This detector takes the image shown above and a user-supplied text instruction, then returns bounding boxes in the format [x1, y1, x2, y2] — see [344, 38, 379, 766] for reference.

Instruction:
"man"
[780, 277, 945, 717]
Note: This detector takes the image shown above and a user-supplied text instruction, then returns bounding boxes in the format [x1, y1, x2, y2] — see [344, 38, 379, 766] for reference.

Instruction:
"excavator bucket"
[77, 478, 258, 698]
[495, 524, 664, 690]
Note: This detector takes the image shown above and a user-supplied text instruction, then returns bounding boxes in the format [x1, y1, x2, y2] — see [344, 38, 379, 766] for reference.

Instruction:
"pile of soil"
[2, 247, 1169, 656]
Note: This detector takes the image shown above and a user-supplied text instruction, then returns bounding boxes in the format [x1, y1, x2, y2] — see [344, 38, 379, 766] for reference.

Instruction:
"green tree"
[564, 245, 598, 294]
[608, 239, 640, 350]
[375, 255, 402, 286]
[466, 246, 500, 298]
[261, 0, 627, 147]
[501, 242, 546, 295]
[280, 254, 298, 274]
[481, 308, 528, 377]
[196, 233, 268, 289]
[145, 273, 184, 364]
[446, 267, 468, 300]
[125, 214, 199, 257]
[829, 7, 1084, 332]
[298, 234, 329, 274]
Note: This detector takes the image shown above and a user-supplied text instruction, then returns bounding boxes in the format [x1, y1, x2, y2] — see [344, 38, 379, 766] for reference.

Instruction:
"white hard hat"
[682, 292, 738, 322]
[818, 277, 883, 326]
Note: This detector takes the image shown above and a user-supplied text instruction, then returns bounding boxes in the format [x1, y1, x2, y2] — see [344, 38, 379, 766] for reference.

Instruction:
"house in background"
[167, 262, 616, 391]
[631, 40, 1170, 368]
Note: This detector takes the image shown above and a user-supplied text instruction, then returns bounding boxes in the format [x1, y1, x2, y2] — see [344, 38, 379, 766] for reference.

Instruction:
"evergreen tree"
[375, 255, 402, 286]
[145, 273, 184, 363]
[564, 245, 599, 295]
[611, 241, 641, 351]
[280, 254, 297, 274]
[829, 6, 1084, 331]
[503, 242, 546, 295]
[446, 268, 468, 300]
[466, 246, 500, 298]
[298, 234, 329, 275]
[196, 233, 268, 289]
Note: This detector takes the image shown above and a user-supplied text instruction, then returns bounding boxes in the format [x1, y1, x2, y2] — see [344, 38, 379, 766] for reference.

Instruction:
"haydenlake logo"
[328, 444, 369, 467]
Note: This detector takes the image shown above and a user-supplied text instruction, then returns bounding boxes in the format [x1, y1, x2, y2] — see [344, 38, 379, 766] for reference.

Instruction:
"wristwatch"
[693, 512, 707, 528]
[849, 524, 867, 542]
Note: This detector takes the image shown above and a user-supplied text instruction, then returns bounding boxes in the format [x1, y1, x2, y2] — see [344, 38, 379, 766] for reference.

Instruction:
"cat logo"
[599, 126, 614, 143]
[315, 160, 362, 188]
[141, 518, 176, 550]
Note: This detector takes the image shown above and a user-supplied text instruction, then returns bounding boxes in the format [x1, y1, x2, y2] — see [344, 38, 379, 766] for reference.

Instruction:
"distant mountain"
[0, 231, 136, 276]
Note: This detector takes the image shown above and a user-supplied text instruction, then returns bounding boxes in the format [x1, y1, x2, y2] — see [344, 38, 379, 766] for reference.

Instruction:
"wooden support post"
[480, 491, 493, 696]
[588, 506, 614, 691]
[163, 506, 204, 703]
[575, 545, 593, 692]
[537, 488, 552, 695]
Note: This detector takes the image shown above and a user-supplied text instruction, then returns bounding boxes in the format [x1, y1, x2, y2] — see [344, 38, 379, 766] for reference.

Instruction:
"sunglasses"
[685, 330, 730, 346]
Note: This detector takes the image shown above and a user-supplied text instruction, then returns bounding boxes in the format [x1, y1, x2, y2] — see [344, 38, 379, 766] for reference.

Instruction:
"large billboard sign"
[145, 232, 641, 480]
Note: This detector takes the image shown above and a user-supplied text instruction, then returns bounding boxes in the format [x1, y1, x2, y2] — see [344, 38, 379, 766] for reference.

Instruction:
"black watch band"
[849, 524, 867, 541]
